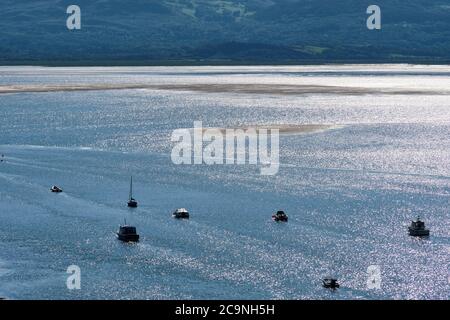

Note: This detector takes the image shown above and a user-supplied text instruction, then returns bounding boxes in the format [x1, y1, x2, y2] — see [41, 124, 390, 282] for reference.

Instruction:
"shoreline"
[1, 59, 450, 67]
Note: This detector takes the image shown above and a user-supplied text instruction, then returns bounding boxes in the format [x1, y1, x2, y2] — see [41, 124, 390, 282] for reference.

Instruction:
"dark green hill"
[1, 0, 449, 64]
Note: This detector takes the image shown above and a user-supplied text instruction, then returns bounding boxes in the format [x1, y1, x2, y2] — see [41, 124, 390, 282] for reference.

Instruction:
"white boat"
[50, 185, 63, 193]
[173, 208, 189, 219]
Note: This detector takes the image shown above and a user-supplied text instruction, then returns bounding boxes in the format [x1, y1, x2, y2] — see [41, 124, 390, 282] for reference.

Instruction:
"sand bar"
[0, 83, 446, 95]
[197, 124, 337, 135]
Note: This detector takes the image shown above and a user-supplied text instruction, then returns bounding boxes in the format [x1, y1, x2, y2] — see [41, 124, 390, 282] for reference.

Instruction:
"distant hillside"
[1, 0, 450, 64]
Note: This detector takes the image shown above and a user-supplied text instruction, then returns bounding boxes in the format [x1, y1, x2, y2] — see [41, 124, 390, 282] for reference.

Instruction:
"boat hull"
[272, 216, 288, 222]
[408, 228, 430, 237]
[173, 213, 189, 219]
[127, 200, 138, 208]
[323, 284, 339, 289]
[117, 234, 140, 242]
[322, 279, 339, 289]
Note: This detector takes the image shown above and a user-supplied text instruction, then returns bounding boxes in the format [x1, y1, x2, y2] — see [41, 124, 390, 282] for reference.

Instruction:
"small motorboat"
[127, 176, 138, 208]
[50, 186, 63, 193]
[322, 278, 339, 289]
[116, 224, 139, 242]
[173, 208, 189, 219]
[272, 210, 288, 222]
[408, 216, 430, 237]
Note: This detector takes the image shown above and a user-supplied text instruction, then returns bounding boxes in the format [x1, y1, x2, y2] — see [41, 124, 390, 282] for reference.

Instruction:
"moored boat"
[272, 210, 288, 222]
[322, 278, 339, 289]
[116, 224, 139, 242]
[408, 216, 430, 237]
[50, 185, 63, 193]
[127, 176, 138, 208]
[173, 208, 189, 219]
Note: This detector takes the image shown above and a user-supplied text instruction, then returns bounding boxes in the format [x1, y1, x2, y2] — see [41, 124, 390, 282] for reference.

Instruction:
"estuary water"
[0, 65, 449, 299]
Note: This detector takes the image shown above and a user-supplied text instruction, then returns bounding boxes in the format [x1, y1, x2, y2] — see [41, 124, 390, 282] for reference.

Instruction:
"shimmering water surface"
[0, 65, 449, 299]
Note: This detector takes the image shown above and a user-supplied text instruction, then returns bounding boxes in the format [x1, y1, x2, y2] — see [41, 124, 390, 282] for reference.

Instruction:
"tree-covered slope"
[1, 0, 449, 63]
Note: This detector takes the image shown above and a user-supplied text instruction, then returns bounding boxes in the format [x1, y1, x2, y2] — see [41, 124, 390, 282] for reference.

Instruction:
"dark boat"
[408, 216, 430, 237]
[116, 224, 139, 242]
[272, 210, 288, 222]
[173, 208, 189, 219]
[322, 278, 339, 289]
[127, 176, 138, 208]
[50, 185, 63, 193]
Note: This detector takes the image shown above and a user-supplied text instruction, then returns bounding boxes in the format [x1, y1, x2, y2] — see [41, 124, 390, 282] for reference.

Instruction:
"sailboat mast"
[129, 176, 133, 200]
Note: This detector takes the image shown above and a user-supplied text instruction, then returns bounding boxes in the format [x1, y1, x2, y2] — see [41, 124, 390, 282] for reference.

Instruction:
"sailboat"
[127, 176, 138, 208]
